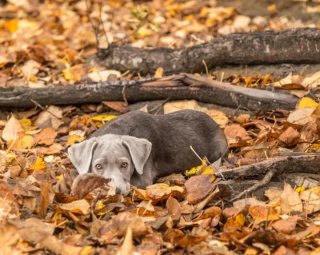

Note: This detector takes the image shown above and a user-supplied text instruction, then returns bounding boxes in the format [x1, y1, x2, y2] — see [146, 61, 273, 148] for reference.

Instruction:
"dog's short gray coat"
[68, 110, 228, 193]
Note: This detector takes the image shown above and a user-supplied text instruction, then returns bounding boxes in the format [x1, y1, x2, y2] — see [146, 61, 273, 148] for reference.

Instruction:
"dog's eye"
[95, 164, 102, 170]
[121, 162, 128, 168]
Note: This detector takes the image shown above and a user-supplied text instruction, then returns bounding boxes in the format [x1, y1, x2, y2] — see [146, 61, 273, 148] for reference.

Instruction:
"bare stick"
[230, 168, 277, 202]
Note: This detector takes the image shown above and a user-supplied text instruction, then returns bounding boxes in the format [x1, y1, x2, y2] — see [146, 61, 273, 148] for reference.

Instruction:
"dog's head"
[68, 134, 152, 193]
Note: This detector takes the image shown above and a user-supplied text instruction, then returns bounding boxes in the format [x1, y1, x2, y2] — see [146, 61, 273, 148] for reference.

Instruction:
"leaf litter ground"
[2, 0, 320, 254]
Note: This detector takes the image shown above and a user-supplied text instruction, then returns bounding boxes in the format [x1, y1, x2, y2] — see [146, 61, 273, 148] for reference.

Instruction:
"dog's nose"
[115, 187, 122, 194]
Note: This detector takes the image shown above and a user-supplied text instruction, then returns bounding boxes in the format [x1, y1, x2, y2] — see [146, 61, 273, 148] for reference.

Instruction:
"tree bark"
[0, 74, 299, 110]
[92, 28, 320, 75]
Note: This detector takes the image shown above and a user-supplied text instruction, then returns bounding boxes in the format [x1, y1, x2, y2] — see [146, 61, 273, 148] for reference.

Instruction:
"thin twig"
[230, 168, 277, 202]
[31, 99, 62, 120]
[122, 84, 129, 106]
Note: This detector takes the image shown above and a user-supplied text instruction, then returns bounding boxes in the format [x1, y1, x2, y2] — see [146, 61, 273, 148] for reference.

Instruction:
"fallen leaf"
[102, 101, 128, 113]
[272, 216, 297, 234]
[66, 135, 85, 147]
[223, 214, 246, 233]
[154, 67, 164, 78]
[280, 183, 303, 214]
[4, 19, 18, 33]
[60, 199, 90, 215]
[224, 124, 251, 143]
[63, 64, 89, 81]
[39, 143, 64, 155]
[249, 205, 280, 222]
[100, 211, 148, 238]
[2, 115, 24, 142]
[296, 97, 318, 109]
[287, 107, 316, 125]
[14, 218, 55, 243]
[236, 114, 250, 124]
[185, 174, 216, 204]
[164, 100, 206, 114]
[34, 106, 64, 130]
[166, 196, 181, 221]
[278, 127, 300, 145]
[71, 173, 111, 199]
[34, 127, 57, 145]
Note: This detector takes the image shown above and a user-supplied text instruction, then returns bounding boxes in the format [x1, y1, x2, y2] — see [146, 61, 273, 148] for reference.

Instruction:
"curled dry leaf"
[272, 215, 297, 234]
[249, 205, 280, 222]
[100, 211, 148, 238]
[13, 218, 55, 244]
[278, 127, 300, 145]
[2, 115, 23, 142]
[39, 143, 64, 155]
[194, 206, 222, 221]
[71, 173, 112, 199]
[34, 127, 57, 146]
[59, 199, 90, 215]
[235, 114, 250, 124]
[224, 124, 251, 143]
[223, 214, 246, 233]
[166, 196, 181, 221]
[102, 101, 128, 113]
[185, 174, 216, 205]
[34, 106, 64, 130]
[280, 183, 303, 214]
[146, 183, 186, 203]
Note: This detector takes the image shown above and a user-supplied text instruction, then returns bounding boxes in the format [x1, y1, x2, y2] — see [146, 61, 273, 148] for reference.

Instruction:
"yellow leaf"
[25, 157, 46, 170]
[200, 166, 216, 182]
[29, 76, 37, 82]
[267, 4, 277, 11]
[66, 135, 85, 147]
[4, 19, 18, 33]
[19, 119, 32, 132]
[80, 246, 93, 255]
[56, 174, 64, 181]
[154, 67, 164, 78]
[185, 158, 206, 175]
[295, 186, 305, 193]
[90, 115, 116, 122]
[296, 97, 318, 109]
[62, 64, 87, 81]
[235, 214, 246, 226]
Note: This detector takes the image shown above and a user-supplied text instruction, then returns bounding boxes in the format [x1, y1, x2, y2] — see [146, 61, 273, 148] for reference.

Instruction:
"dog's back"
[88, 110, 228, 176]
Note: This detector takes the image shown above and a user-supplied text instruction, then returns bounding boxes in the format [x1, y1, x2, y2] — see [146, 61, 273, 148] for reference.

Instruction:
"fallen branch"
[0, 73, 298, 110]
[216, 154, 320, 200]
[92, 28, 320, 75]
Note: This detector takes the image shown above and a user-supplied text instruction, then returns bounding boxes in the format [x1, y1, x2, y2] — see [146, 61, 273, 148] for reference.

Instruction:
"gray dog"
[68, 110, 228, 193]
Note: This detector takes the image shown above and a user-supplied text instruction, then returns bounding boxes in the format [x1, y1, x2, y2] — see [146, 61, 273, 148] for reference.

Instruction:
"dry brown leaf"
[34, 127, 57, 145]
[280, 183, 303, 214]
[2, 115, 24, 142]
[39, 143, 64, 155]
[224, 124, 251, 143]
[71, 173, 112, 199]
[34, 106, 63, 130]
[166, 196, 181, 221]
[185, 174, 216, 205]
[235, 114, 250, 124]
[249, 205, 280, 222]
[14, 218, 55, 243]
[272, 216, 297, 234]
[278, 127, 300, 145]
[100, 211, 148, 238]
[102, 101, 128, 113]
[60, 199, 90, 215]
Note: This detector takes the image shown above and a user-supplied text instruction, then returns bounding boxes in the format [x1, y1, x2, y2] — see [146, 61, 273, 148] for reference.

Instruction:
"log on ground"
[0, 74, 299, 110]
[92, 28, 320, 75]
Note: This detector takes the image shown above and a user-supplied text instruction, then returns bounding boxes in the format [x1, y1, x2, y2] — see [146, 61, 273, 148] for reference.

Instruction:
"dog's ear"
[122, 136, 152, 175]
[68, 138, 98, 174]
